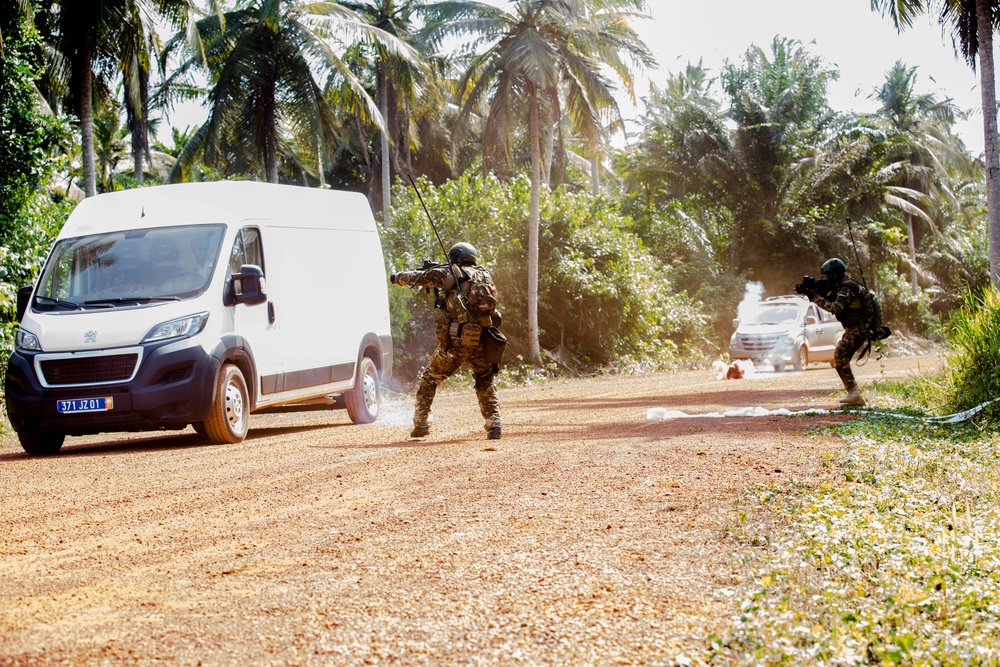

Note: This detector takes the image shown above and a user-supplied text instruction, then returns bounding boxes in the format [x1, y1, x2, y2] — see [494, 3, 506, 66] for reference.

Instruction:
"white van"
[4, 182, 392, 455]
[728, 295, 843, 371]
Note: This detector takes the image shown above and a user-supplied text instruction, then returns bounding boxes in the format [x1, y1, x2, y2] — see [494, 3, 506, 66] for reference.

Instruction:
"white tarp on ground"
[645, 398, 1000, 425]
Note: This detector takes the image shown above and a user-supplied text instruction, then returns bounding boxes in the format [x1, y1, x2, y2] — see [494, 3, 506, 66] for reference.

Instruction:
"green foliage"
[0, 1, 71, 236]
[1, 193, 76, 392]
[944, 287, 1000, 417]
[711, 417, 1000, 665]
[875, 264, 941, 337]
[382, 171, 711, 382]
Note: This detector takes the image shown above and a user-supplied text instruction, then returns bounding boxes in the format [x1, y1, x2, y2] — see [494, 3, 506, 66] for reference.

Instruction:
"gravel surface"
[0, 355, 941, 666]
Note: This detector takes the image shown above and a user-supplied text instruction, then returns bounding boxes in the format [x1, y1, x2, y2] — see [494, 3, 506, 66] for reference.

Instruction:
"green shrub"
[944, 286, 1000, 417]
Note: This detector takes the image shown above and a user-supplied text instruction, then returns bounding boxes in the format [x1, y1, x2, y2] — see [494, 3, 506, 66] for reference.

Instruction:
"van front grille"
[40, 354, 139, 386]
[738, 334, 784, 353]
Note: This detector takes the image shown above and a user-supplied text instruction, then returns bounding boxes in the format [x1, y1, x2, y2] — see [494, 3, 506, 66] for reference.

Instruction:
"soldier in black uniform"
[799, 258, 868, 407]
[390, 242, 503, 439]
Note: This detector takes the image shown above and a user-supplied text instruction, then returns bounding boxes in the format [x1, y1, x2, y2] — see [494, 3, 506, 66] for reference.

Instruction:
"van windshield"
[751, 305, 802, 324]
[34, 224, 226, 309]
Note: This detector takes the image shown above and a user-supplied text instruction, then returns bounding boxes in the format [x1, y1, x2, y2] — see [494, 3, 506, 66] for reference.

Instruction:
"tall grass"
[945, 286, 1000, 416]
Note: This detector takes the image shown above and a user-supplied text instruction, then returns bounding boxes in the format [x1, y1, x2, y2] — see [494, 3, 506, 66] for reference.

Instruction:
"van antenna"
[845, 216, 868, 290]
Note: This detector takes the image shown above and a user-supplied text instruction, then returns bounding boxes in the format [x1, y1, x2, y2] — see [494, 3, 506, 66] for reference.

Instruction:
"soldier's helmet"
[820, 257, 846, 278]
[448, 242, 478, 266]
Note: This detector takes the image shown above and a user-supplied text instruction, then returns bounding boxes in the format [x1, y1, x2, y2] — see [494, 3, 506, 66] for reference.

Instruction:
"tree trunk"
[528, 93, 542, 365]
[263, 102, 278, 184]
[906, 213, 919, 293]
[590, 154, 601, 196]
[379, 68, 391, 226]
[79, 37, 97, 198]
[977, 0, 1000, 289]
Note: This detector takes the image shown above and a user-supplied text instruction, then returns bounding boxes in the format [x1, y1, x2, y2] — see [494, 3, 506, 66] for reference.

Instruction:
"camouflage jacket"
[394, 264, 496, 325]
[812, 278, 866, 329]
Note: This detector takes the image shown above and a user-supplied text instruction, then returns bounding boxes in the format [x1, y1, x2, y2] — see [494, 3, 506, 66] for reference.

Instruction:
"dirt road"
[0, 355, 940, 666]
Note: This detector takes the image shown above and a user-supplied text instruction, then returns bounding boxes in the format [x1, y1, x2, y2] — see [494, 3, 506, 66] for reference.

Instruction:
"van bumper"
[4, 338, 220, 436]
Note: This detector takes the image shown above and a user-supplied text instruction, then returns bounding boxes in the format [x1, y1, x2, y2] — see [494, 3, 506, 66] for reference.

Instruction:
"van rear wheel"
[18, 429, 65, 456]
[346, 356, 380, 424]
[204, 364, 249, 444]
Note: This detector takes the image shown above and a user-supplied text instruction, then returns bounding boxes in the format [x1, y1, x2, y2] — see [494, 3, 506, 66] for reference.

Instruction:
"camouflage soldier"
[390, 242, 503, 439]
[801, 258, 867, 407]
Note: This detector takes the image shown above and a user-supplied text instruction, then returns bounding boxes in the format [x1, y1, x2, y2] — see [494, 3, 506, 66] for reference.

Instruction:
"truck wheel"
[18, 430, 65, 456]
[793, 346, 807, 371]
[346, 356, 380, 424]
[204, 364, 249, 444]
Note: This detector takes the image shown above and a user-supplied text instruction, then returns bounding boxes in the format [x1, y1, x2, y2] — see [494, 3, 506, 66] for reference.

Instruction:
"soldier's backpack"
[859, 284, 890, 342]
[461, 266, 498, 320]
[848, 281, 891, 362]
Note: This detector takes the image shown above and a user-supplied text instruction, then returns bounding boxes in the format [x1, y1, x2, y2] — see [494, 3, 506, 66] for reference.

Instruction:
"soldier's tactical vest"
[445, 265, 497, 327]
[440, 265, 499, 348]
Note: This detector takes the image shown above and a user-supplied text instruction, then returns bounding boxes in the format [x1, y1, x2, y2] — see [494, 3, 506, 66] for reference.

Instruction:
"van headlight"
[142, 312, 209, 343]
[15, 328, 41, 351]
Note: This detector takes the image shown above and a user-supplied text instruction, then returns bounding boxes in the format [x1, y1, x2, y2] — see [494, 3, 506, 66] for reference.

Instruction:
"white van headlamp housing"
[143, 312, 209, 343]
[15, 328, 41, 351]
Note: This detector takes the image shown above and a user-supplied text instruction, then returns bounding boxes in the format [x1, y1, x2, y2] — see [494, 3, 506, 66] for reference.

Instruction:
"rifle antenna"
[845, 216, 869, 289]
[407, 174, 449, 260]
[407, 174, 469, 308]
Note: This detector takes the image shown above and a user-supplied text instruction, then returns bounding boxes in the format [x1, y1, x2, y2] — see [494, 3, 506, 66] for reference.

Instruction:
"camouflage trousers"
[834, 325, 869, 391]
[413, 341, 502, 432]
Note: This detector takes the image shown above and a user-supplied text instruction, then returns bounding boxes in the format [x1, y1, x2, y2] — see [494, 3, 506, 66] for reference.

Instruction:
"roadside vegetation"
[711, 288, 1000, 665]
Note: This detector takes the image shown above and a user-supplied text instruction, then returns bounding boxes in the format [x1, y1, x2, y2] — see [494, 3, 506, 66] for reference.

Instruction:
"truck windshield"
[753, 305, 801, 324]
[34, 224, 226, 309]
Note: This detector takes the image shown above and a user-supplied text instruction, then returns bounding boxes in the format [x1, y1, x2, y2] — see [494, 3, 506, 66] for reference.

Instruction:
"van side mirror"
[805, 315, 817, 325]
[227, 264, 267, 306]
[16, 285, 32, 322]
[732, 318, 740, 329]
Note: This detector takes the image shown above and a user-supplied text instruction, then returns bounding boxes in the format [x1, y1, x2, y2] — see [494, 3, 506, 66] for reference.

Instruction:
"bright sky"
[627, 0, 986, 153]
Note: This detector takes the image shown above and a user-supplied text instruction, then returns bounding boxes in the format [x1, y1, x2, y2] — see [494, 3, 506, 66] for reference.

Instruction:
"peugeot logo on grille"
[84, 330, 97, 344]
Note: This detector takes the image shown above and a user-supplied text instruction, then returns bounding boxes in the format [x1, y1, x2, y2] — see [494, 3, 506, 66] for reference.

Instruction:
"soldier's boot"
[410, 424, 430, 438]
[839, 387, 866, 407]
[487, 426, 502, 440]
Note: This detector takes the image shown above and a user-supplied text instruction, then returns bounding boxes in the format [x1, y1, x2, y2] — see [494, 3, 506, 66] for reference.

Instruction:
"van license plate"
[57, 397, 113, 413]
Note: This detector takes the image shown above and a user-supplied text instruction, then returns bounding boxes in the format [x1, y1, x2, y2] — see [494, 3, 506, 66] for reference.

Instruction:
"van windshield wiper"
[35, 295, 83, 310]
[84, 296, 183, 306]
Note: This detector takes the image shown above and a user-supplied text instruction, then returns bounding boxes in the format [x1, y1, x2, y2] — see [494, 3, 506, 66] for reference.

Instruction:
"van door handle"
[267, 301, 275, 324]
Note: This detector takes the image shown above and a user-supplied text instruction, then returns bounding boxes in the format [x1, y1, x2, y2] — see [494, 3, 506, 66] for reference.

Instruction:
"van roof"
[60, 182, 376, 238]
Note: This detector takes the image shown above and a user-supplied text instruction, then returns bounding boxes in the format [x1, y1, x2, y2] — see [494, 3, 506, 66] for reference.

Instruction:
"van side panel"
[251, 219, 390, 406]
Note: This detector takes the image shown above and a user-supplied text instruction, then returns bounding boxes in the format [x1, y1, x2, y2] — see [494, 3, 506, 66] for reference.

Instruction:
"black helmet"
[820, 257, 846, 277]
[448, 242, 478, 265]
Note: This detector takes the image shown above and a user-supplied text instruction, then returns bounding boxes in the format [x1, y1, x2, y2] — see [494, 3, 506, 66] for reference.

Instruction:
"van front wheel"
[346, 357, 380, 424]
[205, 364, 249, 444]
[793, 346, 808, 371]
[18, 429, 65, 456]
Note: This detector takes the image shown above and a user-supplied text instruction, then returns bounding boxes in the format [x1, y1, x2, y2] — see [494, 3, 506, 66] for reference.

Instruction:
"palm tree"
[871, 0, 1000, 289]
[421, 0, 654, 365]
[34, 1, 194, 197]
[162, 0, 417, 184]
[341, 0, 423, 224]
[872, 61, 970, 293]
